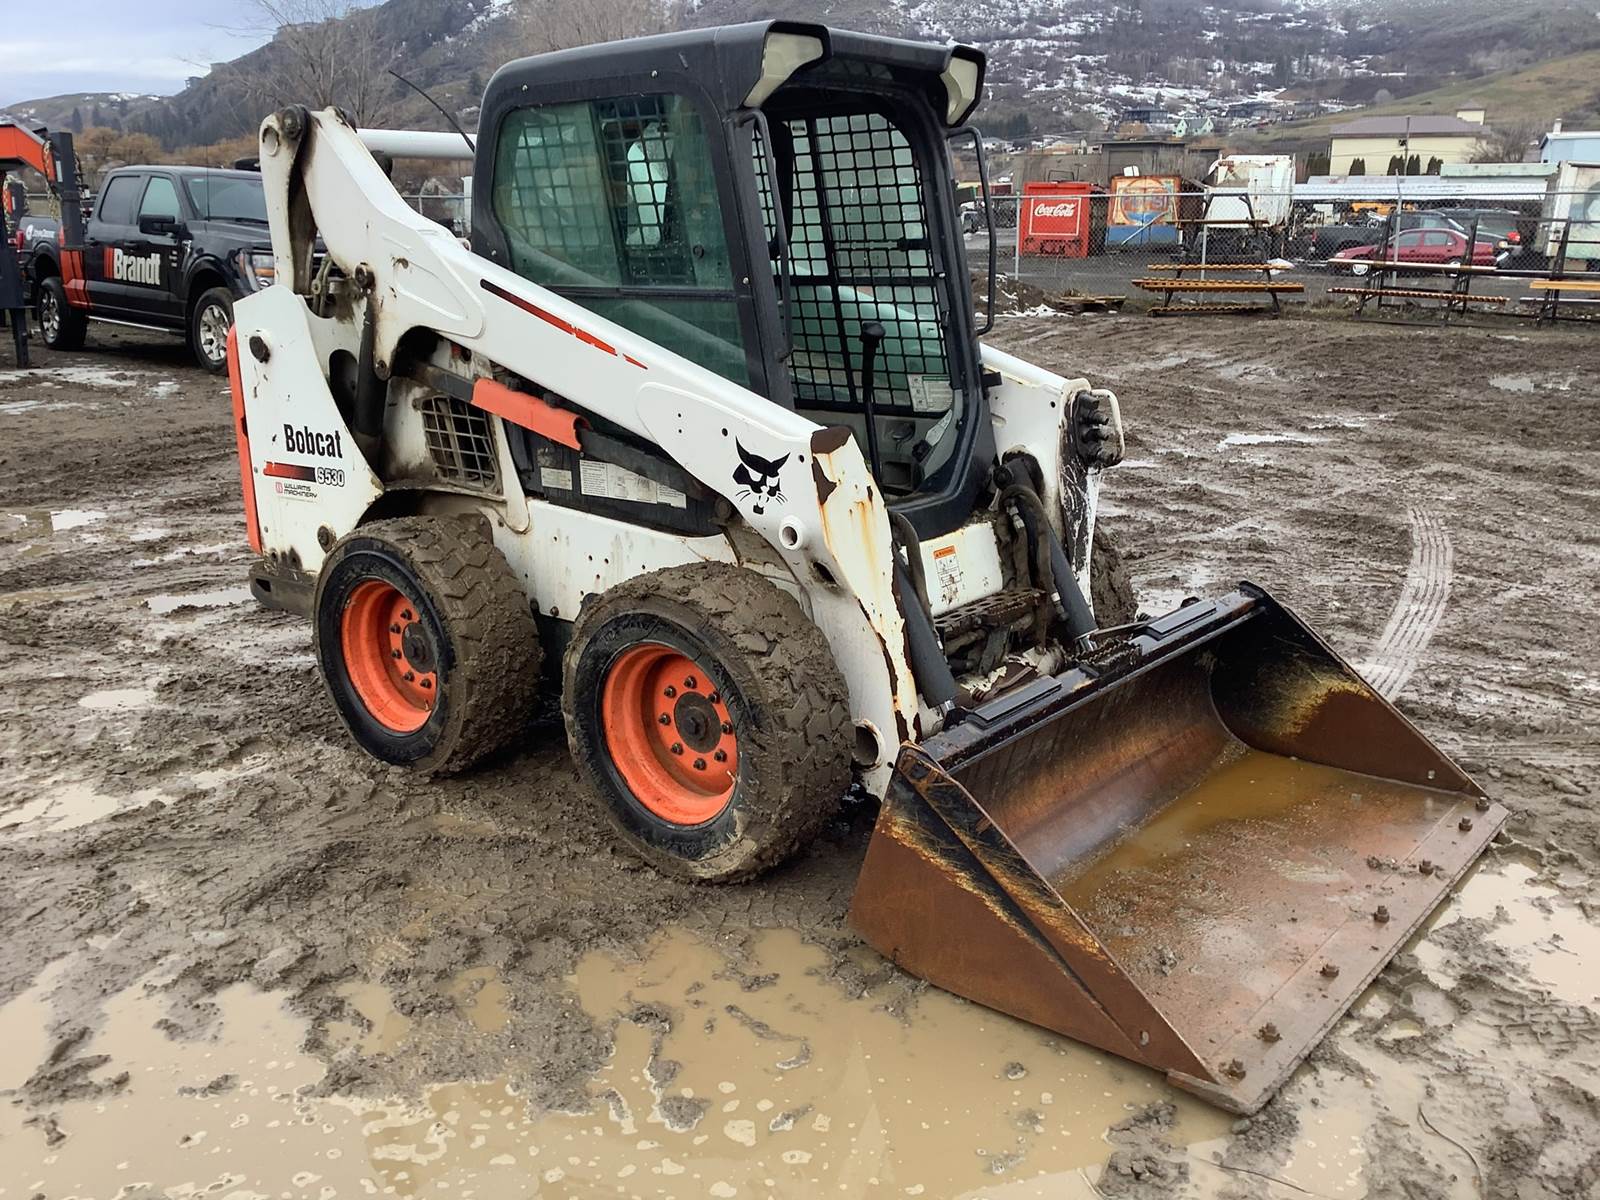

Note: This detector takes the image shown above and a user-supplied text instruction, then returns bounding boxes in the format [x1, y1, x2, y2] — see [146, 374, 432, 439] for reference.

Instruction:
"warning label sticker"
[540, 466, 574, 491]
[579, 459, 687, 509]
[906, 373, 955, 415]
[931, 543, 962, 605]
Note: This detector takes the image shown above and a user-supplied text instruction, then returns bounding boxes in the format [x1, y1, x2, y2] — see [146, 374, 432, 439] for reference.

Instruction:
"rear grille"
[417, 395, 498, 488]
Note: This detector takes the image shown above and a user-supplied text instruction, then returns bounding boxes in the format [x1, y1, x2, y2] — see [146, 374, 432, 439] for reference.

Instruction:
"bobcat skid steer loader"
[229, 23, 1505, 1113]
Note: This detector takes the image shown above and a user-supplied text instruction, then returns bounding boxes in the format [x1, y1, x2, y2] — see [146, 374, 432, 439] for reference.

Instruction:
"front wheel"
[314, 516, 541, 773]
[37, 276, 87, 350]
[1090, 523, 1138, 626]
[563, 562, 852, 882]
[189, 287, 234, 373]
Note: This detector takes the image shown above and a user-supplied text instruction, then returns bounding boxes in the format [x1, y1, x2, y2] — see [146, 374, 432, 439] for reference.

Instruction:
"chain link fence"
[972, 187, 1600, 320]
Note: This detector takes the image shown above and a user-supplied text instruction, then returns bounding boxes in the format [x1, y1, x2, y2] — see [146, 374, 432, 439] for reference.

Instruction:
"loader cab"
[472, 22, 992, 537]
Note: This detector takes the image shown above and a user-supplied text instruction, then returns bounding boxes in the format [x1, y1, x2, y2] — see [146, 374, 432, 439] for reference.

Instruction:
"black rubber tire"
[1090, 522, 1138, 627]
[188, 286, 234, 373]
[562, 562, 852, 883]
[37, 276, 86, 351]
[313, 515, 540, 774]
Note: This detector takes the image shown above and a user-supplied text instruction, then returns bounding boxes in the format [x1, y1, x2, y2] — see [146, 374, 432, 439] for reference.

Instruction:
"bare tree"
[1471, 120, 1539, 164]
[508, 0, 683, 58]
[227, 0, 400, 126]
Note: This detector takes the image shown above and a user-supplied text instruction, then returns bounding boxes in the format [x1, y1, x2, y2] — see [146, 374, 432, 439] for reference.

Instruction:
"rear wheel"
[37, 276, 86, 350]
[314, 516, 540, 773]
[563, 562, 852, 882]
[189, 286, 234, 373]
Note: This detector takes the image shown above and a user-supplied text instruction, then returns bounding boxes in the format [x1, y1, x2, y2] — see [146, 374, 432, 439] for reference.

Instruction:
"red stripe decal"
[263, 462, 316, 481]
[481, 278, 639, 367]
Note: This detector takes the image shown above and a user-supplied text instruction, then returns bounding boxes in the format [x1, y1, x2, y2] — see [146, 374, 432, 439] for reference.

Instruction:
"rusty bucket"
[849, 586, 1505, 1113]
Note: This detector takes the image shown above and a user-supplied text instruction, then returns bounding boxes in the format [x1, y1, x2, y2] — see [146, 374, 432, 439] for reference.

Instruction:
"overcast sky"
[0, 1, 285, 106]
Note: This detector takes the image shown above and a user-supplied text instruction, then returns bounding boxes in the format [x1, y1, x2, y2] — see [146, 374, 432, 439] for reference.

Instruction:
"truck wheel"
[1091, 523, 1138, 626]
[314, 516, 540, 773]
[189, 287, 234, 373]
[37, 276, 86, 351]
[563, 562, 852, 882]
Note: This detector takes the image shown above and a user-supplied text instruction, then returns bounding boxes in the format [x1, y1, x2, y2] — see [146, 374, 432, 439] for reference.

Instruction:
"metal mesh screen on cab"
[418, 396, 498, 488]
[763, 112, 953, 417]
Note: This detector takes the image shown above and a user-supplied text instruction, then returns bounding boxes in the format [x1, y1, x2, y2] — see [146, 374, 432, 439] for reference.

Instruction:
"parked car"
[1330, 228, 1506, 275]
[25, 165, 273, 371]
[1310, 211, 1463, 260]
[1427, 206, 1534, 265]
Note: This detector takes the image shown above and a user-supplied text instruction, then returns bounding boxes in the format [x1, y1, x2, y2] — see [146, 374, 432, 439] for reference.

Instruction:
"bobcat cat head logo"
[732, 441, 789, 515]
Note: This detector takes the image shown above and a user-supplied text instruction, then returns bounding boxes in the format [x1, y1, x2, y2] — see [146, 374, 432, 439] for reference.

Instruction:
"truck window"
[185, 175, 268, 223]
[139, 176, 181, 221]
[492, 93, 746, 385]
[97, 175, 142, 226]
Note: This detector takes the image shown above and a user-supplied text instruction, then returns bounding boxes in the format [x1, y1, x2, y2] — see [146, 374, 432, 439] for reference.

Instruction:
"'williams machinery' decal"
[733, 442, 788, 515]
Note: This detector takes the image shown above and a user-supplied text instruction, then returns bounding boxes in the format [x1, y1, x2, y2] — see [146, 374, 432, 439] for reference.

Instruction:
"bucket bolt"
[1223, 1059, 1247, 1079]
[1374, 905, 1390, 924]
[1418, 859, 1435, 876]
[1459, 817, 1474, 832]
[1258, 1023, 1281, 1044]
[1320, 962, 1340, 979]
[1476, 796, 1491, 812]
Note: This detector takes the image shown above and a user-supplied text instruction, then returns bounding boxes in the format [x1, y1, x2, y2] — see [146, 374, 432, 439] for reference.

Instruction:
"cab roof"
[480, 22, 985, 132]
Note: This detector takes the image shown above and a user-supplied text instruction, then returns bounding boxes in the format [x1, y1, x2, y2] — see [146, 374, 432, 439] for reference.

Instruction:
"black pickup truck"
[22, 165, 274, 371]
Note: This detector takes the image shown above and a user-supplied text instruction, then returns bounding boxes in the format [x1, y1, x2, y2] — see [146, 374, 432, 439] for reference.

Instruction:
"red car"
[1332, 227, 1507, 274]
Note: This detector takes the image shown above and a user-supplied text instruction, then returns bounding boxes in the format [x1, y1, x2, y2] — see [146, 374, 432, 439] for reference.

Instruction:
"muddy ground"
[1, 315, 1597, 1199]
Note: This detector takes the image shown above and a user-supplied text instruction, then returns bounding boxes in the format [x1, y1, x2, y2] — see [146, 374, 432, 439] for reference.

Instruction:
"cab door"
[125, 174, 185, 326]
[83, 172, 144, 318]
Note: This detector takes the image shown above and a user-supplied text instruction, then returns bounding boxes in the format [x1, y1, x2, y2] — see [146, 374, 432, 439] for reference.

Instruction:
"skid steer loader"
[229, 22, 1505, 1113]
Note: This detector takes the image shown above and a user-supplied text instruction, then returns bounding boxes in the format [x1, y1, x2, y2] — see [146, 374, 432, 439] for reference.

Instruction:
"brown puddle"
[5, 862, 1590, 1199]
[0, 931, 1233, 1198]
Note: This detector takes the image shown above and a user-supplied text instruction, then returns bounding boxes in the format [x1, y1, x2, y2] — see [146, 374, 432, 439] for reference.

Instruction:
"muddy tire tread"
[1090, 522, 1139, 626]
[321, 516, 540, 774]
[563, 562, 852, 882]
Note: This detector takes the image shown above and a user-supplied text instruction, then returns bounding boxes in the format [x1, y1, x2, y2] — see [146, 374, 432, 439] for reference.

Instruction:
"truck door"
[128, 175, 185, 325]
[83, 172, 144, 318]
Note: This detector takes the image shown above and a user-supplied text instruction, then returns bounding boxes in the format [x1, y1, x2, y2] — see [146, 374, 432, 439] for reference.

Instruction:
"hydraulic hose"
[999, 484, 1097, 645]
[893, 560, 959, 710]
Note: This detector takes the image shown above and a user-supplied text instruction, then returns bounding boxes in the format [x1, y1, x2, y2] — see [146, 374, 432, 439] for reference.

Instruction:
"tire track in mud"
[1364, 506, 1453, 701]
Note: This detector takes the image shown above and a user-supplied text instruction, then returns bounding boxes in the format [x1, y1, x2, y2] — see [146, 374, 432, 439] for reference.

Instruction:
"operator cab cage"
[471, 23, 991, 537]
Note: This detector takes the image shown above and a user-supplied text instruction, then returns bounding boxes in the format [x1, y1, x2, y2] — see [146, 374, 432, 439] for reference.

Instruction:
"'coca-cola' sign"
[1024, 196, 1086, 238]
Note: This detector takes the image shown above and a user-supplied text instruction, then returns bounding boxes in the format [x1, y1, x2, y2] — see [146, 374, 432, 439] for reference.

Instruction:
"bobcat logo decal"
[733, 441, 789, 515]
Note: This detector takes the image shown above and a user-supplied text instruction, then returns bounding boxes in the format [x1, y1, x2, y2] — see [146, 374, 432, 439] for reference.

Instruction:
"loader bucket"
[849, 585, 1506, 1113]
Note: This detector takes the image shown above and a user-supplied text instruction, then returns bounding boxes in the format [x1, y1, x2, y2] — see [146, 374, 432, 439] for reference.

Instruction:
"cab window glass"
[492, 93, 745, 384]
[97, 175, 142, 225]
[139, 176, 181, 221]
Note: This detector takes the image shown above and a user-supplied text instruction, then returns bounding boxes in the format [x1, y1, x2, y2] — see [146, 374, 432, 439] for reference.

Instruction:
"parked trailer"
[1542, 162, 1600, 267]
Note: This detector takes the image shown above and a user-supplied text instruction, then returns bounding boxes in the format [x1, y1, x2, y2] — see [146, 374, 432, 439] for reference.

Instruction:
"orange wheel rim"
[600, 644, 738, 825]
[340, 580, 437, 733]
